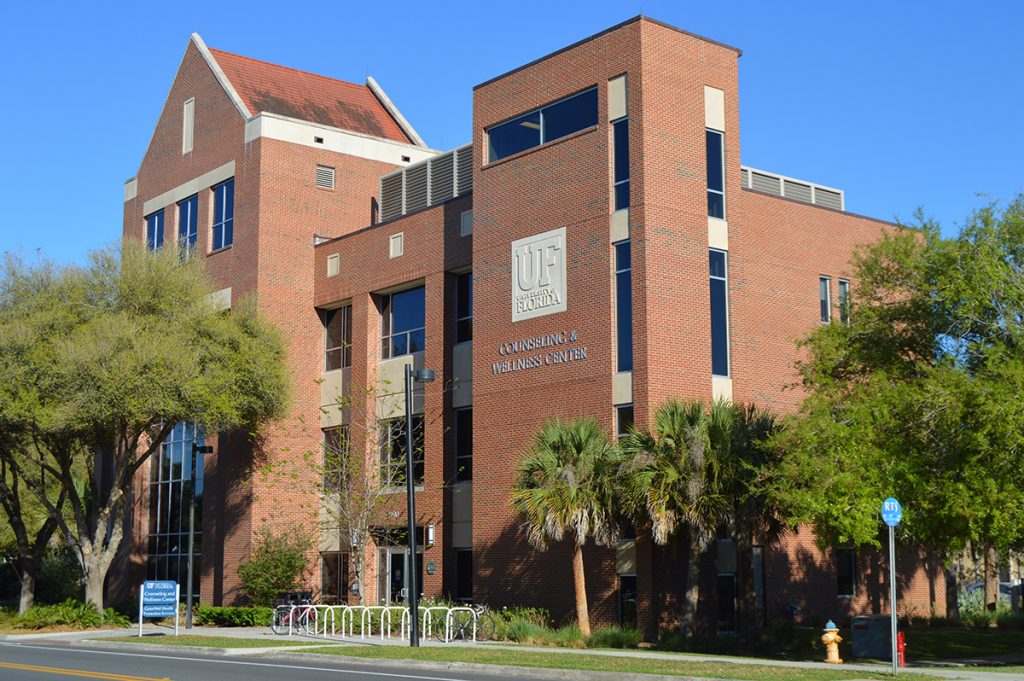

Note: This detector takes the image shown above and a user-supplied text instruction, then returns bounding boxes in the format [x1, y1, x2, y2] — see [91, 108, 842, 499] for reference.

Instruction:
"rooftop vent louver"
[378, 143, 473, 222]
[742, 165, 845, 211]
[316, 165, 336, 190]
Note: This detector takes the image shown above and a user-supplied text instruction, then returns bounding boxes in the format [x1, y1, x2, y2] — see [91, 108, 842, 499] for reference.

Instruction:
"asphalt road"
[0, 642, 521, 681]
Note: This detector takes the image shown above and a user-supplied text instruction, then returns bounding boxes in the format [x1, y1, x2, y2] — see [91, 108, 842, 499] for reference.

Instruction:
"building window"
[323, 426, 349, 492]
[487, 87, 598, 163]
[145, 209, 164, 251]
[381, 286, 425, 359]
[455, 407, 472, 482]
[454, 549, 472, 602]
[612, 117, 630, 210]
[820, 276, 832, 323]
[706, 129, 725, 219]
[616, 404, 634, 443]
[838, 279, 851, 325]
[322, 305, 352, 371]
[320, 552, 349, 604]
[710, 250, 730, 377]
[146, 422, 204, 601]
[615, 241, 633, 372]
[182, 98, 194, 155]
[619, 575, 637, 628]
[456, 272, 472, 343]
[836, 547, 856, 597]
[380, 415, 424, 487]
[178, 195, 198, 255]
[212, 178, 234, 251]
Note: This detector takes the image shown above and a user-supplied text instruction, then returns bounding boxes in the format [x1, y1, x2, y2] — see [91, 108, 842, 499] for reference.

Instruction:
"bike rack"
[420, 606, 451, 641]
[314, 605, 341, 637]
[343, 605, 367, 638]
[361, 606, 392, 641]
[446, 606, 477, 643]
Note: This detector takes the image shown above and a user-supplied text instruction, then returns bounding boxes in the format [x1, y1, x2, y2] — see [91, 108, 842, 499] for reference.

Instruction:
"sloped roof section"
[208, 47, 413, 144]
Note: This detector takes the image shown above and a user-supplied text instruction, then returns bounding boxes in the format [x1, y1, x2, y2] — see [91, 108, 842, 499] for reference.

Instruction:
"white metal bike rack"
[361, 606, 392, 640]
[446, 606, 477, 643]
[420, 606, 451, 641]
[343, 605, 367, 638]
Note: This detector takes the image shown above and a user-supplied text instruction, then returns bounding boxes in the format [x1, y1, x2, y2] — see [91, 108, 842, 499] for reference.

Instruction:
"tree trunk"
[18, 570, 36, 614]
[984, 545, 999, 612]
[572, 541, 591, 637]
[84, 558, 108, 616]
[681, 533, 702, 640]
[945, 563, 960, 622]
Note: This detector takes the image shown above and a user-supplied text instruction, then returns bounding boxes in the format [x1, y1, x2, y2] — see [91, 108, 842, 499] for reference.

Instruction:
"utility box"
[851, 615, 891, 659]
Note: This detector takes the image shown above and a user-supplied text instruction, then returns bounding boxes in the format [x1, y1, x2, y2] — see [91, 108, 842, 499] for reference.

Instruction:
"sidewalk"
[2, 625, 1019, 681]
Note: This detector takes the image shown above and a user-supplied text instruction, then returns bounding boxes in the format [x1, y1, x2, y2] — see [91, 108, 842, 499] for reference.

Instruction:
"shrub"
[193, 605, 273, 627]
[586, 626, 641, 649]
[36, 547, 84, 604]
[237, 528, 311, 607]
[995, 612, 1024, 631]
[13, 599, 129, 629]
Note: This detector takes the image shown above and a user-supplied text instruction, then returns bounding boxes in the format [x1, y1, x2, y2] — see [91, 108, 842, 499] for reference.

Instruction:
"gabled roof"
[202, 41, 420, 145]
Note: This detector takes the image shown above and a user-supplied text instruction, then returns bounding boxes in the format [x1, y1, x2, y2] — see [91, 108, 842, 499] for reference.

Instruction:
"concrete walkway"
[2, 625, 1020, 681]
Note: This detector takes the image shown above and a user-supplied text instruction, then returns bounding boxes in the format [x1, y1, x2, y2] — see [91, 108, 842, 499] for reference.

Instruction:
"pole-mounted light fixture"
[186, 442, 213, 630]
[404, 364, 434, 647]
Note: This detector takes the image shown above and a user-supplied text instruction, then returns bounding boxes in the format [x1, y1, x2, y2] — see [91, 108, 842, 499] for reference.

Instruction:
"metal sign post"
[881, 497, 903, 676]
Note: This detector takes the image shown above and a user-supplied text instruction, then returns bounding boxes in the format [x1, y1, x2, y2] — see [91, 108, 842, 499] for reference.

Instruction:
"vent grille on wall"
[379, 143, 472, 222]
[740, 165, 845, 211]
[316, 165, 336, 190]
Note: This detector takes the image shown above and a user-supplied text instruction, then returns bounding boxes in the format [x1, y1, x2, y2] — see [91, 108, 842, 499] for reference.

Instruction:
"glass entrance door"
[377, 547, 423, 604]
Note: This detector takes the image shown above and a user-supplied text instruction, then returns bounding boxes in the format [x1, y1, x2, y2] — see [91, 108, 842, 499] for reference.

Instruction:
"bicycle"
[439, 603, 496, 642]
[271, 598, 315, 635]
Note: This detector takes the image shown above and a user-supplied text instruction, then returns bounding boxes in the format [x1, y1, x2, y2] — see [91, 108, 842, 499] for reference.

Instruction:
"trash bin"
[851, 615, 891, 659]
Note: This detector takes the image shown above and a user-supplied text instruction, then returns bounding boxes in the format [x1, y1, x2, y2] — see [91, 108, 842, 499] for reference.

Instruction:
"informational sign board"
[882, 497, 903, 527]
[138, 580, 179, 636]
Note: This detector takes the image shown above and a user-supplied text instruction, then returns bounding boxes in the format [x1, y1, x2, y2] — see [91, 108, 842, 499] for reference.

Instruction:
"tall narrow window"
[212, 178, 234, 251]
[320, 552, 349, 603]
[616, 404, 634, 443]
[456, 272, 472, 343]
[323, 426, 349, 491]
[710, 250, 730, 377]
[145, 209, 164, 251]
[381, 286, 425, 359]
[455, 407, 472, 482]
[836, 547, 856, 597]
[612, 117, 630, 210]
[178, 195, 198, 255]
[182, 98, 194, 155]
[454, 549, 472, 602]
[615, 241, 633, 372]
[322, 305, 352, 371]
[380, 415, 424, 486]
[838, 279, 851, 325]
[706, 129, 725, 219]
[820, 276, 832, 323]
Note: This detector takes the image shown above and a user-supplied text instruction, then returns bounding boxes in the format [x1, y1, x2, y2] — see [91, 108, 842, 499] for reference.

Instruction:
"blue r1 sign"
[881, 497, 903, 527]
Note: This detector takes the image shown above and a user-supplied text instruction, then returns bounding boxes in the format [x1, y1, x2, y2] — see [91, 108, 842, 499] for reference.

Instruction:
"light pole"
[186, 441, 213, 630]
[404, 364, 434, 647]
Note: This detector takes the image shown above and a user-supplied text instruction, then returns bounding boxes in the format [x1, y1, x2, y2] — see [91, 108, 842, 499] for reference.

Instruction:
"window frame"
[838, 279, 851, 325]
[380, 286, 426, 360]
[820, 276, 832, 324]
[710, 249, 731, 377]
[616, 404, 634, 443]
[486, 87, 598, 163]
[177, 194, 198, 256]
[145, 209, 165, 251]
[322, 425, 350, 492]
[379, 415, 425, 488]
[614, 240, 633, 373]
[455, 272, 472, 344]
[612, 117, 630, 211]
[454, 407, 472, 482]
[322, 305, 352, 371]
[836, 547, 857, 597]
[211, 178, 235, 252]
[706, 129, 726, 219]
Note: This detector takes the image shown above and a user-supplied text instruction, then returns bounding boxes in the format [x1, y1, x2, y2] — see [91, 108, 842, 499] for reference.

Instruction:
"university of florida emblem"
[511, 227, 567, 321]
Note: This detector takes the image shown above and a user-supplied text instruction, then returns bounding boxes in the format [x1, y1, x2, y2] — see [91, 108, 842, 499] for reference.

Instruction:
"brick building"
[120, 16, 947, 635]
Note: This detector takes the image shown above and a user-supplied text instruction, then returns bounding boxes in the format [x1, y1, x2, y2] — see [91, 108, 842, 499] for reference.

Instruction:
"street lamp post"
[404, 364, 434, 647]
[186, 441, 213, 630]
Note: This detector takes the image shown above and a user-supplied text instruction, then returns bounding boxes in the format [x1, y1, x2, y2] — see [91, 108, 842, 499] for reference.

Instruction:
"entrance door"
[377, 547, 423, 604]
[717, 573, 737, 633]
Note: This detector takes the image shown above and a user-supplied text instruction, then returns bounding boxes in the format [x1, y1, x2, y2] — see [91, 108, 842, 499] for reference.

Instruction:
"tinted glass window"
[820, 277, 831, 323]
[542, 88, 598, 143]
[616, 405, 634, 442]
[323, 305, 352, 371]
[213, 179, 234, 250]
[613, 118, 630, 210]
[456, 272, 472, 343]
[710, 250, 729, 377]
[836, 548, 856, 596]
[380, 415, 424, 486]
[706, 130, 725, 219]
[838, 280, 851, 325]
[382, 286, 426, 358]
[455, 407, 472, 482]
[487, 111, 540, 162]
[146, 210, 164, 250]
[615, 241, 633, 372]
[455, 549, 472, 601]
[178, 195, 198, 252]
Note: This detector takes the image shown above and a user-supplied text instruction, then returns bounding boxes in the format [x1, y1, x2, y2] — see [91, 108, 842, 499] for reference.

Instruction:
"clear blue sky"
[2, 1, 1021, 263]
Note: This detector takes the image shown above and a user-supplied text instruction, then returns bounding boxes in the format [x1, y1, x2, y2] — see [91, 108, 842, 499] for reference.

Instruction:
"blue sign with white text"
[141, 580, 178, 617]
[881, 497, 903, 527]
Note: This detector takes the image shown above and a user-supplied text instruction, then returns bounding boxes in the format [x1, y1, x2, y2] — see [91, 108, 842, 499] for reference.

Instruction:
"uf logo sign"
[511, 227, 567, 321]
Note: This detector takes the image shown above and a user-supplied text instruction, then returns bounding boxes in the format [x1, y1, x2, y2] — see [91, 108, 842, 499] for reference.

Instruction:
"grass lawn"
[101, 635, 326, 648]
[299, 645, 944, 681]
[881, 628, 1024, 661]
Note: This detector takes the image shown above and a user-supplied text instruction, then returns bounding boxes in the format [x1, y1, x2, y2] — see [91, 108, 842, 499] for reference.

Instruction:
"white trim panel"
[712, 376, 733, 402]
[704, 86, 725, 132]
[245, 113, 438, 166]
[142, 161, 235, 216]
[708, 217, 729, 251]
[124, 178, 138, 203]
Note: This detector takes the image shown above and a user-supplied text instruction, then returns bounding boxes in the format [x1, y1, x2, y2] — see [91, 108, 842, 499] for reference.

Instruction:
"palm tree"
[511, 417, 622, 636]
[619, 399, 734, 639]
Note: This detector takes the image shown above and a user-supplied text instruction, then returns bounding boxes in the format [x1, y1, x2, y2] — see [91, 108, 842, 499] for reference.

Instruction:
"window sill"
[208, 245, 233, 256]
[482, 125, 598, 170]
[380, 485, 425, 495]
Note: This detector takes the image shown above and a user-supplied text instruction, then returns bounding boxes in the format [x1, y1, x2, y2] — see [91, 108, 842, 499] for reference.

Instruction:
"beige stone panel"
[712, 375, 733, 402]
[612, 370, 633, 406]
[610, 208, 629, 243]
[452, 342, 473, 408]
[704, 85, 725, 131]
[708, 217, 729, 251]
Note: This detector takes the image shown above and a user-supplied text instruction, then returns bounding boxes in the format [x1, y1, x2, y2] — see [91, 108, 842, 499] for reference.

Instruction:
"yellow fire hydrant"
[821, 620, 843, 664]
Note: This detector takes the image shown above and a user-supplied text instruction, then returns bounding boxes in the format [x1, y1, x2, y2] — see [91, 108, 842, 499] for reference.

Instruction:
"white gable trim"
[245, 113, 438, 166]
[191, 33, 251, 119]
[366, 76, 427, 149]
